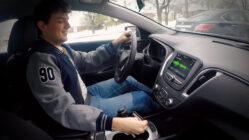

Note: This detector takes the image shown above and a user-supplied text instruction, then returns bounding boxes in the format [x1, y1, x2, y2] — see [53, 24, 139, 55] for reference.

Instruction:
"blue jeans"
[87, 76, 161, 117]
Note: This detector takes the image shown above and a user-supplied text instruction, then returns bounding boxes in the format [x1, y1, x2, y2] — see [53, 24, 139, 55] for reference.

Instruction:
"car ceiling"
[0, 0, 107, 22]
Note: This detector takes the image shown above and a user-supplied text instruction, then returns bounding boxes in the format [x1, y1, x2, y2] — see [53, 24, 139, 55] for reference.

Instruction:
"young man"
[26, 0, 160, 135]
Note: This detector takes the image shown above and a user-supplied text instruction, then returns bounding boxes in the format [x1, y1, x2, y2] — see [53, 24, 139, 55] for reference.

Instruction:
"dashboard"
[147, 40, 166, 63]
[145, 32, 249, 138]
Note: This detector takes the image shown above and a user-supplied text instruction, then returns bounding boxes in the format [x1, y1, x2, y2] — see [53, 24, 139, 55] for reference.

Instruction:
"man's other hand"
[112, 117, 148, 135]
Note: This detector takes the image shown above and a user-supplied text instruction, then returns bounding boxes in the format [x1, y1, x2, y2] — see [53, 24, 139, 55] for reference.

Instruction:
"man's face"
[40, 11, 70, 45]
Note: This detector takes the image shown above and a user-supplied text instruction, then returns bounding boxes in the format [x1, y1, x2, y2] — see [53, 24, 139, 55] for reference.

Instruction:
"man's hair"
[33, 0, 71, 24]
[33, 0, 71, 34]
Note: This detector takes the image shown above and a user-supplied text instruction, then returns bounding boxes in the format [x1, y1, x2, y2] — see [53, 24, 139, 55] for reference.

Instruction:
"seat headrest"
[8, 17, 38, 54]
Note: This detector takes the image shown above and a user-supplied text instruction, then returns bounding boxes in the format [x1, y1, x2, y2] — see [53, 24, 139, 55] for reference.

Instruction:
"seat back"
[0, 52, 11, 111]
[6, 17, 90, 139]
[7, 17, 37, 116]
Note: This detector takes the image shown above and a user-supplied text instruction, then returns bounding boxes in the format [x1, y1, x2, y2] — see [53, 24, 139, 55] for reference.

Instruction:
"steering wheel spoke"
[119, 51, 129, 63]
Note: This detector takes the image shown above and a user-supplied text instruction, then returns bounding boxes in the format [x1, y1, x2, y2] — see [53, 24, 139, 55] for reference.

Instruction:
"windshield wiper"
[213, 40, 249, 51]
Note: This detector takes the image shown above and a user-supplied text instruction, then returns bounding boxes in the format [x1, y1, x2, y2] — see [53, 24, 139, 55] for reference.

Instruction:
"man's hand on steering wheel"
[112, 31, 131, 46]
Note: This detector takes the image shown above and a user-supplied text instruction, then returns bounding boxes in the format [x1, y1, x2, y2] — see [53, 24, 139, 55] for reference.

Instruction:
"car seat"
[6, 16, 91, 139]
[0, 108, 53, 140]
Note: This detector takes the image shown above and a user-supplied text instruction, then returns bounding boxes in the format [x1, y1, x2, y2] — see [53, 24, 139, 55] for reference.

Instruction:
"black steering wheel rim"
[114, 32, 137, 83]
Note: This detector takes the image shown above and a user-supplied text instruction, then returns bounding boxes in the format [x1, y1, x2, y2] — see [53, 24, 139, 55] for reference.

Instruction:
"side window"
[66, 11, 133, 43]
[0, 19, 17, 53]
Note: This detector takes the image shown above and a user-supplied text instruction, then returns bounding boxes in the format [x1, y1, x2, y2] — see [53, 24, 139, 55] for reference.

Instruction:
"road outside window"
[111, 0, 249, 43]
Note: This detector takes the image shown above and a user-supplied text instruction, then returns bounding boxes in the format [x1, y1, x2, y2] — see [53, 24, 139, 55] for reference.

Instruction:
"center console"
[105, 121, 159, 140]
[105, 111, 159, 140]
[154, 51, 202, 109]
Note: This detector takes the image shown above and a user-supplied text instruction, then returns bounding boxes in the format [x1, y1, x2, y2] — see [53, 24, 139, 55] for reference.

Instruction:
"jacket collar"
[35, 39, 64, 55]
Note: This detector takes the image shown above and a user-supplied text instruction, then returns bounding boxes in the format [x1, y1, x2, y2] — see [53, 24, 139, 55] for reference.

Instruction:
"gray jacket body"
[26, 39, 117, 131]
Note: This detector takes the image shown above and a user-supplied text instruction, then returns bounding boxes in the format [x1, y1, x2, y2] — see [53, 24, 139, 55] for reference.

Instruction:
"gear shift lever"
[117, 107, 128, 117]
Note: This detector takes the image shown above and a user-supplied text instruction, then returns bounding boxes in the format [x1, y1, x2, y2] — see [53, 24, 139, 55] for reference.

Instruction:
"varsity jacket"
[26, 39, 117, 131]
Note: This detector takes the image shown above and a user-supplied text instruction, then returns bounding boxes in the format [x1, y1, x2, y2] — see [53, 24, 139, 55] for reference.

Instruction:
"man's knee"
[126, 76, 137, 83]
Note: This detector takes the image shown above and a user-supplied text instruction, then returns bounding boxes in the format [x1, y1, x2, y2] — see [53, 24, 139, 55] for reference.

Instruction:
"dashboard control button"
[165, 98, 174, 107]
[166, 72, 174, 81]
[163, 90, 168, 97]
[154, 84, 159, 91]
[173, 78, 182, 85]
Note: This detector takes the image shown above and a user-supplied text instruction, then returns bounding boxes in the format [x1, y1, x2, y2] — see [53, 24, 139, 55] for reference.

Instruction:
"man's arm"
[26, 52, 112, 131]
[70, 31, 131, 74]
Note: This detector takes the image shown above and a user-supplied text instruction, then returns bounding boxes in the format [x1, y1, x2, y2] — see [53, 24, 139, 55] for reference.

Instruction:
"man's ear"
[37, 21, 47, 33]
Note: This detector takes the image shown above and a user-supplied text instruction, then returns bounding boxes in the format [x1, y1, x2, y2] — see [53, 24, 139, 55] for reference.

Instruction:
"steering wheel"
[114, 32, 137, 83]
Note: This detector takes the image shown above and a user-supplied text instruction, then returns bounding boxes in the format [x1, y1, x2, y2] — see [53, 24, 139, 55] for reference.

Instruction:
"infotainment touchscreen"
[168, 53, 196, 80]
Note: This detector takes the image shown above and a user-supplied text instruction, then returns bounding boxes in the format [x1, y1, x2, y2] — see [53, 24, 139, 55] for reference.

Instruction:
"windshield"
[110, 0, 249, 43]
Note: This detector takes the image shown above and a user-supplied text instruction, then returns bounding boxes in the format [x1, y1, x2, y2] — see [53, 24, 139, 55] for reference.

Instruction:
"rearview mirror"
[136, 0, 145, 12]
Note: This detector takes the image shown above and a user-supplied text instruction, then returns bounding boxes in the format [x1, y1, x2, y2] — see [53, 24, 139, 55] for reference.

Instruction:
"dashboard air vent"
[186, 71, 217, 95]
